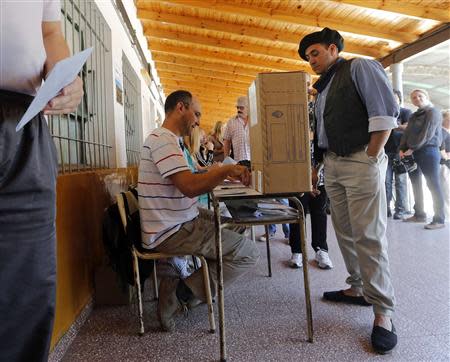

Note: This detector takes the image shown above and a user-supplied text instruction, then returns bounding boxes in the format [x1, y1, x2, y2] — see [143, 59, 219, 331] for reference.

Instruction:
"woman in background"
[209, 121, 225, 162]
[400, 89, 444, 229]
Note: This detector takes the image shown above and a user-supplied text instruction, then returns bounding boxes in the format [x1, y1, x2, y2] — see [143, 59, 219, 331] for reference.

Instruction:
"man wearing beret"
[298, 28, 399, 354]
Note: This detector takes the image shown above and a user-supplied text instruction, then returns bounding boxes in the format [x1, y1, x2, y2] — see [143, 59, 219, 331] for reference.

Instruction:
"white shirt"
[0, 0, 61, 95]
[138, 127, 199, 249]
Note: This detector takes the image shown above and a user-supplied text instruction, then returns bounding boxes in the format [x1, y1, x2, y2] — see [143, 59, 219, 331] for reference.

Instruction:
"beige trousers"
[154, 208, 260, 301]
[324, 150, 395, 316]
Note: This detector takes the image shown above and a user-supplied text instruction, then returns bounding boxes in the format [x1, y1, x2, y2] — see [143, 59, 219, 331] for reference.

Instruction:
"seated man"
[138, 90, 259, 331]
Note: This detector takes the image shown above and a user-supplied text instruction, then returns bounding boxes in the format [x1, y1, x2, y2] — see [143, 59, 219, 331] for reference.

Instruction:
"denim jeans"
[385, 152, 409, 214]
[409, 146, 445, 223]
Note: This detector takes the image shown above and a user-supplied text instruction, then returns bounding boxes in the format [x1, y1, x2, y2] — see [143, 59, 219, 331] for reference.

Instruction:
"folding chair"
[116, 191, 215, 335]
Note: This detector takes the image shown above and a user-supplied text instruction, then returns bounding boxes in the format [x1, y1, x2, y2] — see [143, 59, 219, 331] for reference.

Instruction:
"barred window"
[49, 0, 112, 173]
[122, 53, 142, 166]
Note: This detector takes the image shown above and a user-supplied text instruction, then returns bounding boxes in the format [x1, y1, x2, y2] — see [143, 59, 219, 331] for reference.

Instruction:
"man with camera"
[384, 90, 412, 219]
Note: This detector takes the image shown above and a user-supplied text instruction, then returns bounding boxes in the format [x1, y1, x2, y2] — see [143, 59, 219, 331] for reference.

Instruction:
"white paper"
[16, 47, 93, 131]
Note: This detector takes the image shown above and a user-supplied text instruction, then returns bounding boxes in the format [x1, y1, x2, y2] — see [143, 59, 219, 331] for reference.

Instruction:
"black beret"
[298, 27, 344, 61]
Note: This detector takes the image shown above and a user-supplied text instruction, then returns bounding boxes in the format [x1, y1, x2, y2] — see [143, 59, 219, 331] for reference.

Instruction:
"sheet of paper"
[16, 47, 93, 131]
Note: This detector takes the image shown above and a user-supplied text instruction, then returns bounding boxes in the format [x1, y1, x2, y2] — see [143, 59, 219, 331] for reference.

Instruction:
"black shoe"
[323, 290, 372, 306]
[371, 321, 397, 354]
[387, 209, 392, 218]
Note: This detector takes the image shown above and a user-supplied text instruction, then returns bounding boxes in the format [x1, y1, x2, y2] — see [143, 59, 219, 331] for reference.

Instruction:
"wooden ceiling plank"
[155, 0, 416, 43]
[333, 0, 450, 22]
[138, 9, 386, 57]
[152, 52, 274, 76]
[160, 77, 249, 93]
[151, 49, 304, 73]
[145, 27, 306, 61]
[155, 61, 256, 83]
[149, 40, 308, 72]
[158, 70, 252, 87]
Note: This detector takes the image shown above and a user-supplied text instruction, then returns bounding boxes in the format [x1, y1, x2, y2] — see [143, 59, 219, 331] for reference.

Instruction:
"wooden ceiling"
[135, 0, 449, 130]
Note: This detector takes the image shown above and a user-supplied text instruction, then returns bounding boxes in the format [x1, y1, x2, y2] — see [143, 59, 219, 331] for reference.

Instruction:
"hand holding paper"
[16, 47, 93, 131]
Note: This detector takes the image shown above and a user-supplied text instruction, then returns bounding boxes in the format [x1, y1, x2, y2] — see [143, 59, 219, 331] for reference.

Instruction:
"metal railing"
[49, 0, 112, 173]
[122, 53, 142, 166]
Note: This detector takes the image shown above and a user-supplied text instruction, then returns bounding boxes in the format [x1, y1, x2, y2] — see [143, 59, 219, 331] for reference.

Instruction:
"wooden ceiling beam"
[158, 70, 252, 88]
[145, 26, 311, 61]
[138, 9, 386, 57]
[150, 45, 312, 73]
[155, 62, 256, 83]
[152, 52, 274, 76]
[333, 0, 450, 22]
[160, 77, 249, 93]
[150, 0, 416, 43]
[149, 40, 308, 72]
[162, 80, 247, 95]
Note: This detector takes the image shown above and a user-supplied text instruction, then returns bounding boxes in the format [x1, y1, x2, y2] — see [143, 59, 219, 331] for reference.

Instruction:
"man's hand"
[43, 76, 83, 115]
[399, 149, 413, 159]
[227, 165, 251, 186]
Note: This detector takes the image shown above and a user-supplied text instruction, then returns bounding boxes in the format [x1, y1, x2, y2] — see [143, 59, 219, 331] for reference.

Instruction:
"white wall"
[94, 0, 164, 167]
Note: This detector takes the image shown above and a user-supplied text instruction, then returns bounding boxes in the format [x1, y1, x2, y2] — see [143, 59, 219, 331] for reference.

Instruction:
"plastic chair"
[116, 191, 215, 335]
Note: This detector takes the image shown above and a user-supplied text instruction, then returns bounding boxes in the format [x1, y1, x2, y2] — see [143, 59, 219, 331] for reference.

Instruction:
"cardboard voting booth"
[248, 71, 312, 194]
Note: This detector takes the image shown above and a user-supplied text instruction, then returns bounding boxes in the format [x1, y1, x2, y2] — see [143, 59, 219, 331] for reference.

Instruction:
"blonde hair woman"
[209, 121, 225, 162]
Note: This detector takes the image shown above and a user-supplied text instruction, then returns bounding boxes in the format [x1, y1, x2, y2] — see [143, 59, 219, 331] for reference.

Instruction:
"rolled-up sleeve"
[351, 58, 399, 133]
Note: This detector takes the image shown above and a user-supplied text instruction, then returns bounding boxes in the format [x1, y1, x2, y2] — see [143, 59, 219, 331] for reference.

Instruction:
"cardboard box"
[248, 71, 311, 194]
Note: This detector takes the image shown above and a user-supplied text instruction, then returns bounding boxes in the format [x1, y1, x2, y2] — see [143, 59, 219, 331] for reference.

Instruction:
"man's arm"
[42, 21, 83, 115]
[168, 164, 250, 198]
[223, 139, 232, 158]
[351, 59, 398, 156]
[367, 130, 391, 157]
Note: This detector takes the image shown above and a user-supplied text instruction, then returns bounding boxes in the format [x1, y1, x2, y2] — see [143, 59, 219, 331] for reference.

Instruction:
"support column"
[391, 62, 404, 103]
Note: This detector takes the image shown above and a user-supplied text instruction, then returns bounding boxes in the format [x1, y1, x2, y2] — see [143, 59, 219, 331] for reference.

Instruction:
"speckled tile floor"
[60, 217, 450, 362]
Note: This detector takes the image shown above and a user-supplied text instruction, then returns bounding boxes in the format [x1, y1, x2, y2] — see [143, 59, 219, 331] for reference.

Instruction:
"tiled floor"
[61, 217, 449, 361]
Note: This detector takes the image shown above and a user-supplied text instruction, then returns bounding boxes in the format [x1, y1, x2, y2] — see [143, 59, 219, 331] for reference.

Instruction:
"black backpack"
[102, 188, 153, 290]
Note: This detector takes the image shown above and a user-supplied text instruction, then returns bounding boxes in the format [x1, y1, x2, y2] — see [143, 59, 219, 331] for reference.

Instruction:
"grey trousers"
[324, 150, 395, 316]
[0, 90, 58, 362]
[154, 208, 260, 301]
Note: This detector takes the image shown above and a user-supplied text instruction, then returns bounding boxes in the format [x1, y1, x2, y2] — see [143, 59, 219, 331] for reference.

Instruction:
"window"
[122, 53, 142, 166]
[49, 0, 112, 173]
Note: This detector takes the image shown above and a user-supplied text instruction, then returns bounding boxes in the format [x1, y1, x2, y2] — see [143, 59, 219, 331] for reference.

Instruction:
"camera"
[393, 155, 417, 174]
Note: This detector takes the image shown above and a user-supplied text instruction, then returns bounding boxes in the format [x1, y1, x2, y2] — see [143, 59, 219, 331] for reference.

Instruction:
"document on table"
[16, 47, 93, 131]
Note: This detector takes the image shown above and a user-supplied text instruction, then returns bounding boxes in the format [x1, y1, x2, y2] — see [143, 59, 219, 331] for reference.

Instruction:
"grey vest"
[324, 59, 370, 156]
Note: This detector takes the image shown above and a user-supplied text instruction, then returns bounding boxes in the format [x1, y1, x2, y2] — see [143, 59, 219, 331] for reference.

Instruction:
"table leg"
[264, 225, 272, 277]
[214, 201, 227, 361]
[299, 214, 314, 342]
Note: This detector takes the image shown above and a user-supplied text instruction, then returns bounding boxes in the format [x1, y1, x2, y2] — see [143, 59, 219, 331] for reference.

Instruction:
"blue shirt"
[315, 58, 399, 149]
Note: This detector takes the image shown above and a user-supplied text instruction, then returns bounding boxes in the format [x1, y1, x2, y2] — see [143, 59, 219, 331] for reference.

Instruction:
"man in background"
[223, 96, 251, 162]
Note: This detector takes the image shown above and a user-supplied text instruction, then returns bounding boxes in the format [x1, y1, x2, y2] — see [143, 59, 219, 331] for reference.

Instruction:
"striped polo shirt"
[138, 127, 199, 249]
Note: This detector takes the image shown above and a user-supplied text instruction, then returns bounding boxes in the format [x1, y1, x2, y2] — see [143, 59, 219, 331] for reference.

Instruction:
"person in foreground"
[299, 27, 398, 354]
[0, 1, 84, 361]
[138, 90, 259, 332]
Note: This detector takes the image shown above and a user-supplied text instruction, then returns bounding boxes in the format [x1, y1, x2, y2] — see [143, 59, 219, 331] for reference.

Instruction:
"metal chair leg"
[199, 256, 216, 333]
[133, 249, 145, 335]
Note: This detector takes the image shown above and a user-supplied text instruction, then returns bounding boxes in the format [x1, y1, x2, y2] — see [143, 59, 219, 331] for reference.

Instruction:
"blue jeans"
[385, 153, 409, 214]
[409, 146, 445, 223]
